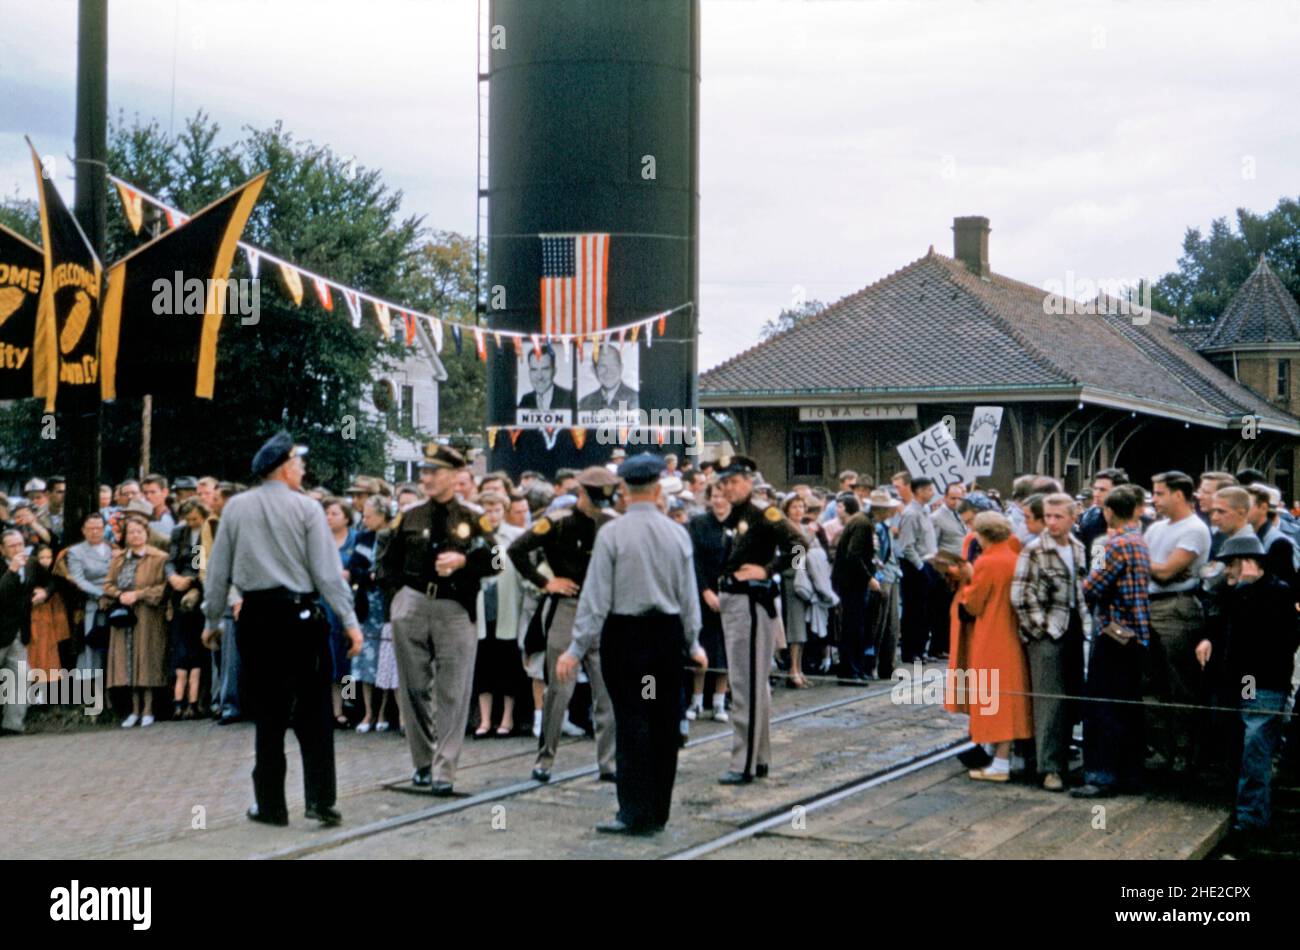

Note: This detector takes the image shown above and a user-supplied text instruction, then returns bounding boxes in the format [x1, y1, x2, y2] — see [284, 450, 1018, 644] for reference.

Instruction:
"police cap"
[618, 453, 665, 487]
[577, 465, 619, 506]
[251, 431, 308, 480]
[714, 454, 759, 480]
[418, 442, 467, 471]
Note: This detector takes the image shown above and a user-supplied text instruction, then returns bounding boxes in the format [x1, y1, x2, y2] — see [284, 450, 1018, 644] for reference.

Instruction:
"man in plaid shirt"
[1010, 492, 1089, 792]
[1073, 484, 1152, 799]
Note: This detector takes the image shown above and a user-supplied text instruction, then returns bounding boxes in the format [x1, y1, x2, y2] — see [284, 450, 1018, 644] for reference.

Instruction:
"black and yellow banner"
[0, 224, 43, 399]
[29, 141, 104, 411]
[100, 173, 266, 401]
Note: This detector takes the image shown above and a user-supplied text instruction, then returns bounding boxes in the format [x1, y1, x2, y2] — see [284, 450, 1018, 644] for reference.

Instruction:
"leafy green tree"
[401, 233, 483, 437]
[759, 298, 827, 340]
[1153, 196, 1300, 325]
[2, 111, 478, 490]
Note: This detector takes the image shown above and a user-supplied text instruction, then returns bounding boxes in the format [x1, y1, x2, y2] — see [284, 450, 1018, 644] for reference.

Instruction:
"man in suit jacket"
[578, 345, 639, 413]
[518, 345, 573, 411]
[831, 494, 875, 682]
[0, 527, 44, 733]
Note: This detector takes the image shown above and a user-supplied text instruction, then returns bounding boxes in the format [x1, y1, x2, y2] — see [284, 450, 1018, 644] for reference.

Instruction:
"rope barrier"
[674, 664, 1298, 717]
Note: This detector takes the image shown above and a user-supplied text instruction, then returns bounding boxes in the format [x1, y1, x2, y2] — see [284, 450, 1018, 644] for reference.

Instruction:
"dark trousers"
[239, 594, 336, 817]
[1082, 631, 1146, 789]
[1025, 611, 1085, 776]
[900, 561, 936, 662]
[599, 612, 685, 830]
[930, 583, 953, 657]
[838, 582, 869, 679]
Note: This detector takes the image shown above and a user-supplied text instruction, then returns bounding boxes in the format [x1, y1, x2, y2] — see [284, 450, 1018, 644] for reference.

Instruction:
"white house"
[365, 319, 449, 484]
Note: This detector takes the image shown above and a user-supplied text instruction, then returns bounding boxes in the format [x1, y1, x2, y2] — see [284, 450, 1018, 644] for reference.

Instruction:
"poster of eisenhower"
[515, 341, 574, 426]
[576, 342, 640, 426]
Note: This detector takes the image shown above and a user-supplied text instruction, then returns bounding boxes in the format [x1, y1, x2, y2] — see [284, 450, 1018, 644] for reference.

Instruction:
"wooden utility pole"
[67, 0, 107, 535]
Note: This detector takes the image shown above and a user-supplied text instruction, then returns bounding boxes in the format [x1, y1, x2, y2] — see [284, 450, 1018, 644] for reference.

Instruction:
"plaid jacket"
[1010, 533, 1088, 641]
[1083, 525, 1152, 645]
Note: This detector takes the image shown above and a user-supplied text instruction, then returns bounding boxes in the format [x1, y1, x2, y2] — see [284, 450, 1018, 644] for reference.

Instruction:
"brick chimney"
[952, 216, 991, 279]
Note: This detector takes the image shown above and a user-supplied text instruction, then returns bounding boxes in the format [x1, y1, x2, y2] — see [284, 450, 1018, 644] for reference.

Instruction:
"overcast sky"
[3, 0, 1298, 370]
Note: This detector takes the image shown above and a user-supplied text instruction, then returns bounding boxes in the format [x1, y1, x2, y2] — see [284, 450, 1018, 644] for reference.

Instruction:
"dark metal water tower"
[481, 0, 700, 477]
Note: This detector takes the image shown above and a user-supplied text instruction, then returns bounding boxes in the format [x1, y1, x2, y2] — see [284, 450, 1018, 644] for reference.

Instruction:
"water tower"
[481, 0, 701, 476]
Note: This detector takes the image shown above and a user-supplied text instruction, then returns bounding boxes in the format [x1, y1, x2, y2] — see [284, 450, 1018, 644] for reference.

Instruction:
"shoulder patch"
[478, 513, 493, 533]
[533, 516, 551, 536]
[764, 505, 782, 523]
[391, 514, 403, 531]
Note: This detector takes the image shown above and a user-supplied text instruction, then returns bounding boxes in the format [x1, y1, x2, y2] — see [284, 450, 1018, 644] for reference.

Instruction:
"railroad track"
[664, 739, 973, 860]
[256, 681, 910, 860]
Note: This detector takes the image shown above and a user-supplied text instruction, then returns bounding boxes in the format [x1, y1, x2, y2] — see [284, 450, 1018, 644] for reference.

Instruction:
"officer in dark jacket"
[1196, 534, 1300, 845]
[377, 443, 498, 795]
[714, 455, 804, 785]
[508, 466, 620, 782]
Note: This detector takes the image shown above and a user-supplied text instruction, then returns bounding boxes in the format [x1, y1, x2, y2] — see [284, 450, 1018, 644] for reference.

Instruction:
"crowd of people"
[2, 455, 1297, 847]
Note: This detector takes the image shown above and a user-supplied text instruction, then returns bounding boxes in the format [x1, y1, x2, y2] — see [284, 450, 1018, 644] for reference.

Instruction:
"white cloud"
[3, 0, 1298, 372]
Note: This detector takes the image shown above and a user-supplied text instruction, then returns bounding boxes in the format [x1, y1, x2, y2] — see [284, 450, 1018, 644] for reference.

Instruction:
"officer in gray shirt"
[557, 453, 707, 836]
[202, 431, 361, 829]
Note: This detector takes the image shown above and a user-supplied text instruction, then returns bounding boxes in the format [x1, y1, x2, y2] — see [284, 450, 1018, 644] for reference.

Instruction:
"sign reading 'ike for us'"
[897, 421, 966, 493]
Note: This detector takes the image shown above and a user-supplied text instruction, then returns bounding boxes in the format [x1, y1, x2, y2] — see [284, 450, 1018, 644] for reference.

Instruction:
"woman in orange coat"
[951, 511, 1032, 782]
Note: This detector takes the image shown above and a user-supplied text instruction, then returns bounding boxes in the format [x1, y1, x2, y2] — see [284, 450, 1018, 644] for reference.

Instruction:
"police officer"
[509, 466, 620, 783]
[713, 455, 803, 785]
[201, 432, 362, 828]
[557, 453, 708, 835]
[377, 443, 498, 796]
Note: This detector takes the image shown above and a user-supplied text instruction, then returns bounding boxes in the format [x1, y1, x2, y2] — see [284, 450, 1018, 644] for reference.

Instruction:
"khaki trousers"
[391, 587, 478, 785]
[721, 592, 775, 775]
[535, 596, 616, 774]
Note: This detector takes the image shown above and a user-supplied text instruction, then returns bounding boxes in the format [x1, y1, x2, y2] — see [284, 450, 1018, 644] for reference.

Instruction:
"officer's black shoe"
[718, 771, 753, 785]
[412, 767, 433, 788]
[531, 767, 551, 783]
[596, 818, 658, 836]
[599, 772, 617, 783]
[246, 805, 288, 827]
[429, 781, 455, 797]
[305, 804, 343, 827]
[755, 764, 769, 779]
[217, 714, 243, 726]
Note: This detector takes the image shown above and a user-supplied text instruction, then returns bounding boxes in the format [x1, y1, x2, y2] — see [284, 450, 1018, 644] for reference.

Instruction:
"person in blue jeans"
[1195, 534, 1300, 847]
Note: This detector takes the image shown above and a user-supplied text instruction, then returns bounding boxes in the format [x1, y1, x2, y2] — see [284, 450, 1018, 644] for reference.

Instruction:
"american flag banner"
[541, 233, 609, 337]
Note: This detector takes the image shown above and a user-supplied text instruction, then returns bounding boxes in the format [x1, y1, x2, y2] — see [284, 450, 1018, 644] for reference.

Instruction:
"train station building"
[700, 216, 1300, 497]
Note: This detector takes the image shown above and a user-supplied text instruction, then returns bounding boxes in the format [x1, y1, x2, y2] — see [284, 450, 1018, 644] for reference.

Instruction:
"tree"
[1152, 196, 1300, 325]
[402, 233, 483, 436]
[2, 111, 475, 490]
[759, 298, 827, 340]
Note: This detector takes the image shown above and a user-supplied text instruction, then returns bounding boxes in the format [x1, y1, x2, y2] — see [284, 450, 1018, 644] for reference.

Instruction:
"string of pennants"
[488, 424, 704, 452]
[110, 175, 691, 358]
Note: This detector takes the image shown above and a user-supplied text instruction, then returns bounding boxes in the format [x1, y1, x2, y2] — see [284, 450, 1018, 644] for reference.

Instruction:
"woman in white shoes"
[102, 513, 170, 728]
[946, 512, 1033, 783]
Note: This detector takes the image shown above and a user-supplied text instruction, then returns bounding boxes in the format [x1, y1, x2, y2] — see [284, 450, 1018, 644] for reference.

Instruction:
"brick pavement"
[0, 719, 423, 859]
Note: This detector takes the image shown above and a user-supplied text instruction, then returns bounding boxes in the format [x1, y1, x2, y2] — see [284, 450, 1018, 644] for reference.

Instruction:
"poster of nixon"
[515, 340, 574, 426]
[898, 420, 967, 493]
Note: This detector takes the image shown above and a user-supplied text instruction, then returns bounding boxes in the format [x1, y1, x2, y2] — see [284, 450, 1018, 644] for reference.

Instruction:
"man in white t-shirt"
[1144, 470, 1212, 772]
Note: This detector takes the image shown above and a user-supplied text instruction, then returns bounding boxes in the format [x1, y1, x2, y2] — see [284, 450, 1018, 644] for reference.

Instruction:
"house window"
[1278, 360, 1290, 399]
[790, 428, 824, 480]
[401, 384, 415, 429]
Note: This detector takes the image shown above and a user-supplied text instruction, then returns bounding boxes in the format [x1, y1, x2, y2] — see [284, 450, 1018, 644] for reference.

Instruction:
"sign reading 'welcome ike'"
[797, 404, 917, 422]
